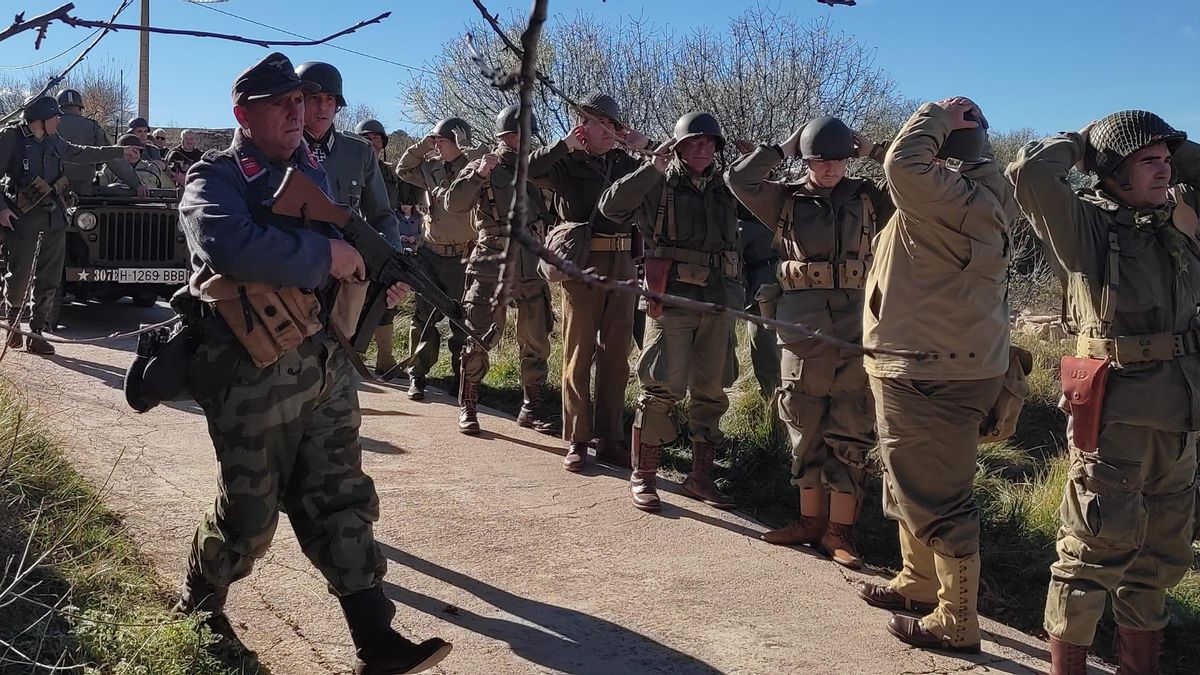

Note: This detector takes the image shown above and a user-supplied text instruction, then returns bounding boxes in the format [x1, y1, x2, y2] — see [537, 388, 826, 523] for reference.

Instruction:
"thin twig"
[0, 315, 180, 345]
[0, 4, 74, 46]
[0, 0, 134, 126]
[60, 11, 390, 48]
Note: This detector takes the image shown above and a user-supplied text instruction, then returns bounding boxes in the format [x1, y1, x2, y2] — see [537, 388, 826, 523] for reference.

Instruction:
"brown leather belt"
[1076, 327, 1200, 365]
[425, 241, 472, 257]
[591, 234, 633, 252]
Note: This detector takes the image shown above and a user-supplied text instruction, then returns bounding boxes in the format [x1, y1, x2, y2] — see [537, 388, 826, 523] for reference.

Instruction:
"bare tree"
[336, 102, 381, 132]
[0, 64, 132, 138]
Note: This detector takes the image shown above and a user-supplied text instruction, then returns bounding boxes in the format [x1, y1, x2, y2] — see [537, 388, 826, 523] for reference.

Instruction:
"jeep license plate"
[67, 268, 188, 284]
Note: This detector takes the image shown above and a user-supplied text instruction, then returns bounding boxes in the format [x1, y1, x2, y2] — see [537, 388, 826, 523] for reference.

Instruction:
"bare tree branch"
[0, 4, 73, 47]
[58, 11, 390, 49]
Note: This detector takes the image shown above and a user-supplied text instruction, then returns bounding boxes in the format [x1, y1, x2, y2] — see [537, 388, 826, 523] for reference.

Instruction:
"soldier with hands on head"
[599, 111, 743, 512]
[527, 91, 653, 471]
[174, 52, 450, 674]
[1008, 111, 1200, 675]
[445, 104, 556, 436]
[0, 96, 137, 354]
[395, 117, 478, 399]
[727, 115, 893, 569]
[54, 88, 146, 197]
[853, 97, 1017, 654]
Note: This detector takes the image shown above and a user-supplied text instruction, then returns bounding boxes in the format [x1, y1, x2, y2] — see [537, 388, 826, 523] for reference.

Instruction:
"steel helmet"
[56, 88, 84, 110]
[431, 117, 472, 145]
[798, 116, 856, 161]
[355, 119, 388, 147]
[295, 61, 346, 107]
[495, 104, 538, 137]
[23, 96, 61, 123]
[936, 108, 989, 163]
[1086, 110, 1186, 178]
[672, 112, 725, 152]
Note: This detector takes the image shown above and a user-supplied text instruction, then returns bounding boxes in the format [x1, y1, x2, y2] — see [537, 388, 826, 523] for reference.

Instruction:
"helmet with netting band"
[1085, 110, 1186, 178]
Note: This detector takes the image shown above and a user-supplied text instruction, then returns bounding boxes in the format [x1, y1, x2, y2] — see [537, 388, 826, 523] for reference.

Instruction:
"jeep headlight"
[76, 211, 97, 231]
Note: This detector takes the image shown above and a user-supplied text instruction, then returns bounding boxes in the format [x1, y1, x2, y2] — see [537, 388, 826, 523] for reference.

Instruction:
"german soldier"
[444, 104, 555, 436]
[853, 98, 1017, 654]
[0, 96, 136, 354]
[1008, 112, 1200, 674]
[395, 117, 477, 399]
[528, 92, 653, 471]
[54, 88, 144, 197]
[174, 52, 450, 674]
[728, 116, 893, 569]
[599, 112, 742, 511]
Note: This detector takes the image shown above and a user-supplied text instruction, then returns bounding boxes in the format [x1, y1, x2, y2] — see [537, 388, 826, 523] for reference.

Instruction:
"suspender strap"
[654, 187, 669, 238]
[1099, 224, 1120, 337]
[852, 192, 875, 262]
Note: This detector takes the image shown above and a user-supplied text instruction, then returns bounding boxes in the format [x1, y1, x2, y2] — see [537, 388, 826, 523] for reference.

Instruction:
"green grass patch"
[0, 379, 256, 674]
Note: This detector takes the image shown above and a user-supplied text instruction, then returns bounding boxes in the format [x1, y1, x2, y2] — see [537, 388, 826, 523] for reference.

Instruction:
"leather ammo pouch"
[756, 282, 782, 320]
[1059, 355, 1112, 453]
[980, 345, 1033, 442]
[198, 275, 322, 368]
[839, 260, 867, 290]
[642, 257, 671, 319]
[15, 177, 54, 213]
[332, 279, 369, 342]
[778, 260, 834, 290]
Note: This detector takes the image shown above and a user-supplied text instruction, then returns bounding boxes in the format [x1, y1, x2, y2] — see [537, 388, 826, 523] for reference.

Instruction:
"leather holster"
[1060, 355, 1112, 453]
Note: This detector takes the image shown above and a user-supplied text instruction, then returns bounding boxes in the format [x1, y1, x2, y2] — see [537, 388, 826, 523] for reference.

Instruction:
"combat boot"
[5, 331, 21, 350]
[819, 492, 862, 569]
[887, 551, 981, 654]
[408, 375, 426, 401]
[1049, 636, 1089, 675]
[26, 331, 54, 355]
[761, 486, 827, 546]
[1114, 627, 1161, 675]
[339, 585, 451, 675]
[171, 571, 252, 655]
[595, 438, 631, 468]
[563, 442, 588, 472]
[517, 384, 557, 435]
[630, 428, 661, 512]
[458, 380, 480, 435]
[855, 523, 937, 612]
[681, 440, 735, 509]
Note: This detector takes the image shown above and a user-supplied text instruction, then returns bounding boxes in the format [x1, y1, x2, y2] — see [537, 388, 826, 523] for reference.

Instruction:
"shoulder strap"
[654, 184, 670, 239]
[1172, 189, 1200, 239]
[850, 191, 875, 262]
[1098, 223, 1120, 337]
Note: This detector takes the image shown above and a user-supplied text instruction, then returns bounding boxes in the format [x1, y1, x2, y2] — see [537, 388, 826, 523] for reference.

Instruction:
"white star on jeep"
[78, 270, 89, 281]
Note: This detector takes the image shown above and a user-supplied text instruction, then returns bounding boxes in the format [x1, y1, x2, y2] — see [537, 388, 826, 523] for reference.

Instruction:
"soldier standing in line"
[599, 112, 743, 512]
[355, 117, 417, 379]
[174, 52, 450, 673]
[0, 96, 135, 354]
[444, 104, 556, 436]
[527, 92, 654, 471]
[736, 202, 781, 400]
[54, 88, 144, 197]
[727, 116, 892, 569]
[395, 118, 477, 399]
[854, 97, 1016, 654]
[1009, 112, 1200, 675]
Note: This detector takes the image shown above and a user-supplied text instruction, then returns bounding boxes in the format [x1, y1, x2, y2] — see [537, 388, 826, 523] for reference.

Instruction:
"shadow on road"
[50, 353, 127, 390]
[378, 543, 722, 675]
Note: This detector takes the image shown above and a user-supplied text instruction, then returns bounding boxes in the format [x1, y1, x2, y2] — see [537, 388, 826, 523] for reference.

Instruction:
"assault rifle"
[269, 167, 488, 352]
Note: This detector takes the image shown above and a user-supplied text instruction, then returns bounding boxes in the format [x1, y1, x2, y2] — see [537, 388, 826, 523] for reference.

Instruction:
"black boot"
[517, 384, 558, 435]
[26, 331, 54, 355]
[171, 571, 252, 655]
[339, 585, 452, 675]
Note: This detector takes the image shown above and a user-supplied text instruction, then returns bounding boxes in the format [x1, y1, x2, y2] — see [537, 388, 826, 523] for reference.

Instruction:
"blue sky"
[2, 0, 1199, 137]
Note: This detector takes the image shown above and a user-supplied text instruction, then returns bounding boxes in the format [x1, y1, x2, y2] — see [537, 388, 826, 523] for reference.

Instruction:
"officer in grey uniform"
[54, 88, 142, 197]
[174, 52, 450, 674]
[0, 97, 132, 354]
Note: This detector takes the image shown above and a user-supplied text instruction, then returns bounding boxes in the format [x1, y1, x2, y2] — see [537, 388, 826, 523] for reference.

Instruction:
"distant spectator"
[127, 116, 164, 164]
[101, 134, 173, 189]
[167, 129, 204, 175]
[152, 128, 170, 152]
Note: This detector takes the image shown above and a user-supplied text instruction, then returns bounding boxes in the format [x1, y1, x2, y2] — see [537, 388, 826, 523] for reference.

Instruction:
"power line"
[0, 30, 101, 71]
[190, 2, 438, 76]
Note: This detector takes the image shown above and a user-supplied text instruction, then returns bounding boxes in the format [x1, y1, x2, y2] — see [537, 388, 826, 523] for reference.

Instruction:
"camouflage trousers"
[408, 246, 469, 379]
[635, 306, 736, 446]
[1, 207, 66, 331]
[1045, 423, 1198, 646]
[460, 274, 552, 388]
[187, 335, 385, 597]
[561, 250, 636, 444]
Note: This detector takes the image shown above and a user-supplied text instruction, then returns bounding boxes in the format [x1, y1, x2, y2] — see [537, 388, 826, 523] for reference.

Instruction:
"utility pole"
[138, 0, 149, 119]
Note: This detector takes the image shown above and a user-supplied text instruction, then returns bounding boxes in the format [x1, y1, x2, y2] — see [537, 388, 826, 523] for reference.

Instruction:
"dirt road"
[1, 301, 1108, 675]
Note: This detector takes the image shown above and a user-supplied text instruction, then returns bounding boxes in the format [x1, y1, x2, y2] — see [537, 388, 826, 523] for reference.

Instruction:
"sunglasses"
[154, 136, 166, 140]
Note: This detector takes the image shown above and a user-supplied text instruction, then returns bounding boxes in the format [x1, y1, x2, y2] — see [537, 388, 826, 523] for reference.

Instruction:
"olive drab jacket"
[443, 143, 550, 280]
[863, 102, 1019, 380]
[727, 144, 894, 345]
[599, 159, 744, 307]
[1008, 136, 1200, 431]
[396, 142, 480, 247]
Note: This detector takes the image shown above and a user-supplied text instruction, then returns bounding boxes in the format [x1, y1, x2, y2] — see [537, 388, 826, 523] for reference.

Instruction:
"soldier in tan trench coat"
[854, 98, 1018, 654]
[1009, 112, 1200, 675]
[727, 116, 893, 570]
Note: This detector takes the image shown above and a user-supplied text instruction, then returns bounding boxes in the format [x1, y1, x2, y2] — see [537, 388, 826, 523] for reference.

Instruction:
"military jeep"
[64, 186, 188, 306]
